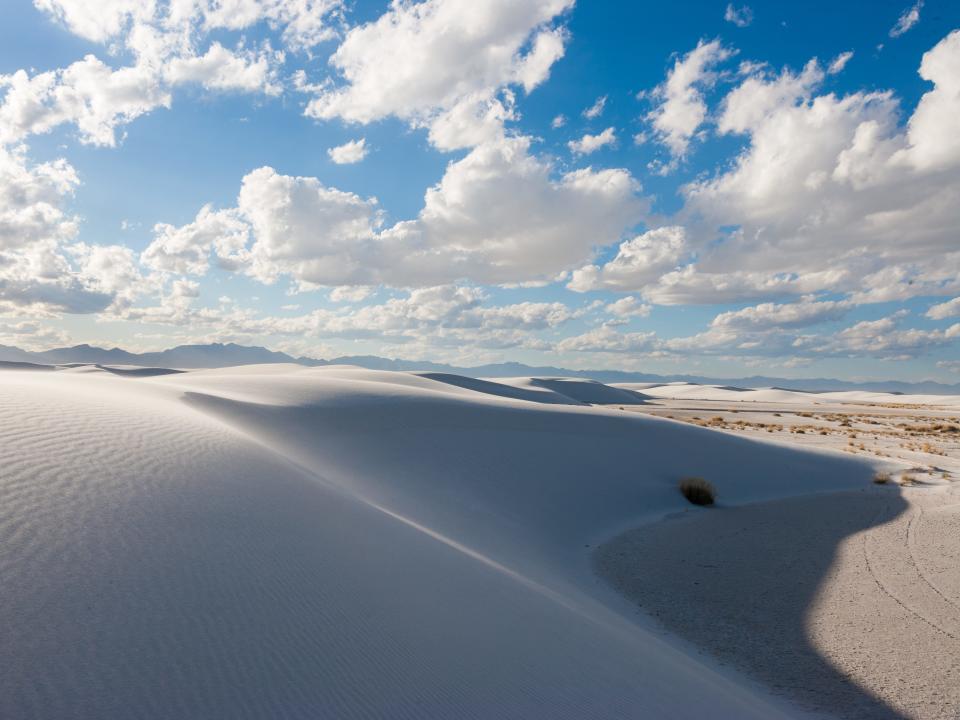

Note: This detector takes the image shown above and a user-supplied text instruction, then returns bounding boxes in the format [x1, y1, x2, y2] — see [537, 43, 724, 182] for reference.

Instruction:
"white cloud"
[0, 145, 78, 251]
[582, 95, 607, 119]
[899, 30, 960, 172]
[723, 4, 753, 28]
[567, 126, 616, 155]
[120, 283, 576, 355]
[329, 285, 373, 303]
[800, 312, 960, 359]
[0, 146, 144, 314]
[568, 226, 687, 293]
[425, 92, 516, 151]
[651, 30, 960, 305]
[142, 205, 250, 275]
[645, 39, 734, 165]
[36, 0, 344, 51]
[927, 297, 960, 320]
[302, 0, 574, 149]
[0, 57, 170, 147]
[379, 136, 643, 285]
[551, 113, 566, 128]
[890, 0, 923, 37]
[327, 137, 368, 164]
[145, 135, 644, 289]
[709, 299, 851, 330]
[605, 296, 651, 318]
[237, 166, 382, 287]
[557, 324, 657, 354]
[165, 42, 284, 95]
[827, 51, 854, 75]
[191, 0, 344, 52]
[10, 1, 330, 147]
[33, 0, 153, 43]
[0, 318, 69, 348]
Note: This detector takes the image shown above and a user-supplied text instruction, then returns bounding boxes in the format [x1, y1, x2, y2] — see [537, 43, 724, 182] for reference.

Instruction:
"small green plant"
[679, 477, 716, 506]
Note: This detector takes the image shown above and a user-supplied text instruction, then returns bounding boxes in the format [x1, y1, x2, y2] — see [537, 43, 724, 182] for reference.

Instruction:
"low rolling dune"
[0, 363, 922, 719]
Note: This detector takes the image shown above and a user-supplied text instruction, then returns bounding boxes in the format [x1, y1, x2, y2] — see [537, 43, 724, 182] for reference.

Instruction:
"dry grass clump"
[679, 477, 716, 506]
[873, 472, 891, 484]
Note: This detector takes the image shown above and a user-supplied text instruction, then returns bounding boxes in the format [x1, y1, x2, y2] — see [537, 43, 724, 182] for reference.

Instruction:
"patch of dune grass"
[679, 477, 716, 506]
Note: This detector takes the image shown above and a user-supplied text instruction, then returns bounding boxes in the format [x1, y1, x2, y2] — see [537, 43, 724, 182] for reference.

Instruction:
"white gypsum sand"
[595, 485, 960, 720]
[598, 382, 960, 719]
[0, 364, 940, 719]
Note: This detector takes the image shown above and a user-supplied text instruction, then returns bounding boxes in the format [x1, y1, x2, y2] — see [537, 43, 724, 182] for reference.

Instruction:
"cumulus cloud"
[567, 126, 616, 155]
[33, 0, 154, 43]
[237, 166, 383, 287]
[890, 1, 923, 37]
[0, 57, 170, 146]
[0, 146, 146, 313]
[551, 113, 566, 128]
[329, 285, 373, 303]
[142, 205, 250, 275]
[302, 0, 573, 149]
[723, 4, 753, 28]
[557, 324, 657, 354]
[645, 39, 734, 166]
[165, 42, 284, 95]
[327, 137, 368, 164]
[605, 296, 651, 318]
[0, 145, 78, 250]
[800, 312, 960, 359]
[638, 30, 960, 306]
[568, 226, 687, 293]
[709, 298, 851, 330]
[35, 0, 343, 50]
[7, 1, 328, 147]
[928, 297, 960, 320]
[0, 318, 69, 348]
[144, 135, 644, 288]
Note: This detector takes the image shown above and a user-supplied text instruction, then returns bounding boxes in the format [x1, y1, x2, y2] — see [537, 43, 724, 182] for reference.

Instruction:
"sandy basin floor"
[595, 484, 960, 720]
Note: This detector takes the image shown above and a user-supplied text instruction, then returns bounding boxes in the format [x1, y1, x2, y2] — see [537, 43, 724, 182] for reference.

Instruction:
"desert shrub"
[679, 477, 716, 506]
[873, 472, 890, 484]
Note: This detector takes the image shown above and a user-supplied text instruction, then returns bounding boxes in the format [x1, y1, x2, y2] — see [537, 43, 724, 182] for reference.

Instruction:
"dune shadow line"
[594, 489, 910, 720]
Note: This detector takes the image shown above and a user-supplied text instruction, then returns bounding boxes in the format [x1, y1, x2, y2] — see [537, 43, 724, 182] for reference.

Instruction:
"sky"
[1, 0, 959, 381]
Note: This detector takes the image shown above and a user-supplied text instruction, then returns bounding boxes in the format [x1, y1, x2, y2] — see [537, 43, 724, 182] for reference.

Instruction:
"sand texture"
[596, 485, 960, 719]
[2, 363, 950, 718]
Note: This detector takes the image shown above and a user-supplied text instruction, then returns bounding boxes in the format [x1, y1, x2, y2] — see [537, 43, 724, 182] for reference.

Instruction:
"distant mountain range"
[2, 342, 959, 395]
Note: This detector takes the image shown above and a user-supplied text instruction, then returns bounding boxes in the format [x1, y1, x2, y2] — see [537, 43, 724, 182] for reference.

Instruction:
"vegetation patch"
[679, 477, 716, 506]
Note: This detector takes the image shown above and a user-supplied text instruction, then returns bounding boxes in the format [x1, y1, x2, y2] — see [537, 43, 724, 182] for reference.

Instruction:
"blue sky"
[1, 0, 959, 380]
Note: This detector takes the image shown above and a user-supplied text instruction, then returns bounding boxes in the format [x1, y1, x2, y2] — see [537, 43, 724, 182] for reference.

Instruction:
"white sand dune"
[1, 364, 882, 719]
[623, 381, 960, 408]
[483, 376, 652, 405]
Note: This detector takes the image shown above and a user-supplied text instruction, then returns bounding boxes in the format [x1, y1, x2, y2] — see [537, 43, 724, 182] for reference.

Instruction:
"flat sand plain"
[598, 385, 960, 719]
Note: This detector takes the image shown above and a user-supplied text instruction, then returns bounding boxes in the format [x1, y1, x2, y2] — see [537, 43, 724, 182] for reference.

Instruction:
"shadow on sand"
[594, 488, 910, 720]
